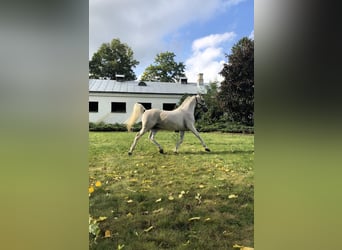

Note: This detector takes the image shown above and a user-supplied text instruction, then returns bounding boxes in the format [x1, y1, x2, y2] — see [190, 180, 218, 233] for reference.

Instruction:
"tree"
[140, 52, 186, 82]
[200, 82, 223, 122]
[218, 37, 254, 126]
[89, 38, 139, 80]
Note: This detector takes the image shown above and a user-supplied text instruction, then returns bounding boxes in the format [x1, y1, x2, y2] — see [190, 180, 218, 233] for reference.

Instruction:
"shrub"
[89, 121, 253, 134]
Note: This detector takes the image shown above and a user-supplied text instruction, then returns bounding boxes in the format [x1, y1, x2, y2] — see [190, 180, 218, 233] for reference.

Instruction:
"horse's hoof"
[205, 148, 211, 152]
[128, 152, 132, 156]
[159, 149, 164, 154]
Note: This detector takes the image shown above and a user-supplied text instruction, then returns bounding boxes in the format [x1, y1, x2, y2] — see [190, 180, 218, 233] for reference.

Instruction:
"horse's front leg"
[188, 125, 210, 152]
[174, 130, 185, 153]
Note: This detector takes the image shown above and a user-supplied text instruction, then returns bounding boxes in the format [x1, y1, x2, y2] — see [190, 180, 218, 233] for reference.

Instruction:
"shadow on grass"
[153, 149, 254, 156]
[183, 149, 254, 155]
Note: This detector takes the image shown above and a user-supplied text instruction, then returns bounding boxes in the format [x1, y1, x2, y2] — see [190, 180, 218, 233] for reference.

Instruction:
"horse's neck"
[180, 97, 196, 113]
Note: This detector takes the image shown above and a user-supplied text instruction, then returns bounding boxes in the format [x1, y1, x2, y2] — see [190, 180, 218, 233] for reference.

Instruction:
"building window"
[163, 103, 176, 111]
[111, 102, 126, 113]
[89, 102, 98, 112]
[139, 102, 152, 110]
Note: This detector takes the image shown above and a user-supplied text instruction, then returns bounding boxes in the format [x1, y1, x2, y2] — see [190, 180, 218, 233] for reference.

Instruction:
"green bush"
[89, 122, 127, 132]
[89, 122, 143, 132]
[195, 119, 253, 134]
[89, 121, 253, 134]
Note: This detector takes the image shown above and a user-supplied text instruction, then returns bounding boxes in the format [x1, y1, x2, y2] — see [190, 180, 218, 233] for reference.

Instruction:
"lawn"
[89, 131, 254, 250]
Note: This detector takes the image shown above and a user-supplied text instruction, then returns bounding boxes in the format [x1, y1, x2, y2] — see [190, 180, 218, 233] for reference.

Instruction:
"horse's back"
[141, 109, 162, 128]
[142, 109, 192, 131]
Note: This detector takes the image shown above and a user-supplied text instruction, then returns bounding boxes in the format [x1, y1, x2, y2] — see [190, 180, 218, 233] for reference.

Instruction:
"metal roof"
[89, 79, 206, 95]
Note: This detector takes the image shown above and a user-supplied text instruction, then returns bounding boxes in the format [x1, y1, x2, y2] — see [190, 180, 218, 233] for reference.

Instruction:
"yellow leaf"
[95, 181, 102, 187]
[144, 226, 154, 232]
[97, 216, 107, 221]
[198, 184, 205, 189]
[188, 217, 201, 221]
[152, 208, 164, 214]
[126, 212, 133, 217]
[168, 195, 174, 201]
[88, 186, 94, 194]
[228, 194, 238, 199]
[155, 198, 162, 203]
[233, 244, 254, 250]
[178, 190, 185, 198]
[233, 244, 244, 248]
[126, 199, 133, 203]
[104, 230, 111, 238]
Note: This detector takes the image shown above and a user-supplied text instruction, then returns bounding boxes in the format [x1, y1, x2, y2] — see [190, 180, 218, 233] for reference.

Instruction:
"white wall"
[89, 93, 183, 124]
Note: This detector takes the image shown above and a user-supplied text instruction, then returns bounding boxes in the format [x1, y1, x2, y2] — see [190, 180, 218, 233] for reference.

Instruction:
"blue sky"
[89, 0, 254, 83]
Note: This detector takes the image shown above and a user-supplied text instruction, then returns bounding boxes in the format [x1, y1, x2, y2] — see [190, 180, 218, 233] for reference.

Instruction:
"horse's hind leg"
[128, 127, 147, 155]
[174, 130, 185, 153]
[149, 129, 164, 153]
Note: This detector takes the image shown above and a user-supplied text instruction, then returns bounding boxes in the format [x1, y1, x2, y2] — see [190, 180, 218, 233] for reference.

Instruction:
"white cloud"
[89, 0, 248, 79]
[249, 30, 254, 40]
[185, 32, 236, 83]
[192, 33, 236, 51]
[89, 0, 222, 61]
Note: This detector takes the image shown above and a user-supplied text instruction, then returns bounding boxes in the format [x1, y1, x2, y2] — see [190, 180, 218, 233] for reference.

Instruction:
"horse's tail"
[126, 103, 145, 131]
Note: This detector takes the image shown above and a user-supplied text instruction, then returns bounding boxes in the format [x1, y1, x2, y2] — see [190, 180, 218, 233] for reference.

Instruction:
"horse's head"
[195, 94, 208, 113]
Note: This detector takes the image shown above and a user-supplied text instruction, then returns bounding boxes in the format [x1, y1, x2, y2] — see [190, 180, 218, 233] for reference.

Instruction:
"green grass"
[89, 131, 254, 250]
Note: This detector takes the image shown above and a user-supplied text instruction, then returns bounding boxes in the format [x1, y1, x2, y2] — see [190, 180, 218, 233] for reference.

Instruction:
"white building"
[89, 74, 207, 124]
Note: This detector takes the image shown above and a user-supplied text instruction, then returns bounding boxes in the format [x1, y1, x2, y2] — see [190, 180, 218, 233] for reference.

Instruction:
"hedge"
[89, 121, 253, 134]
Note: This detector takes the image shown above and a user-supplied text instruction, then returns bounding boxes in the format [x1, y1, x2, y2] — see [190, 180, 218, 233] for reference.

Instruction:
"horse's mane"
[176, 96, 194, 110]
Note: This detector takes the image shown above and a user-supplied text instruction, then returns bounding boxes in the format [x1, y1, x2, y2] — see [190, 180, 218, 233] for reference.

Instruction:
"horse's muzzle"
[202, 106, 208, 112]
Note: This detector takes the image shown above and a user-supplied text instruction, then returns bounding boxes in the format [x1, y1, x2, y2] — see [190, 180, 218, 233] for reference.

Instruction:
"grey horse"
[126, 94, 210, 155]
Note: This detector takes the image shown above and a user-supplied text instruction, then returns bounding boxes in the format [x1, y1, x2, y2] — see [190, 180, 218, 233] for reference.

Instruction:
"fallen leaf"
[228, 194, 238, 199]
[152, 208, 164, 214]
[188, 217, 201, 221]
[117, 244, 125, 250]
[233, 244, 244, 248]
[104, 230, 111, 238]
[233, 244, 254, 250]
[198, 184, 205, 189]
[168, 195, 174, 200]
[127, 199, 133, 203]
[95, 181, 102, 187]
[126, 212, 133, 218]
[183, 240, 190, 246]
[178, 190, 185, 198]
[97, 216, 107, 222]
[155, 198, 162, 203]
[144, 226, 154, 232]
[195, 193, 202, 204]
